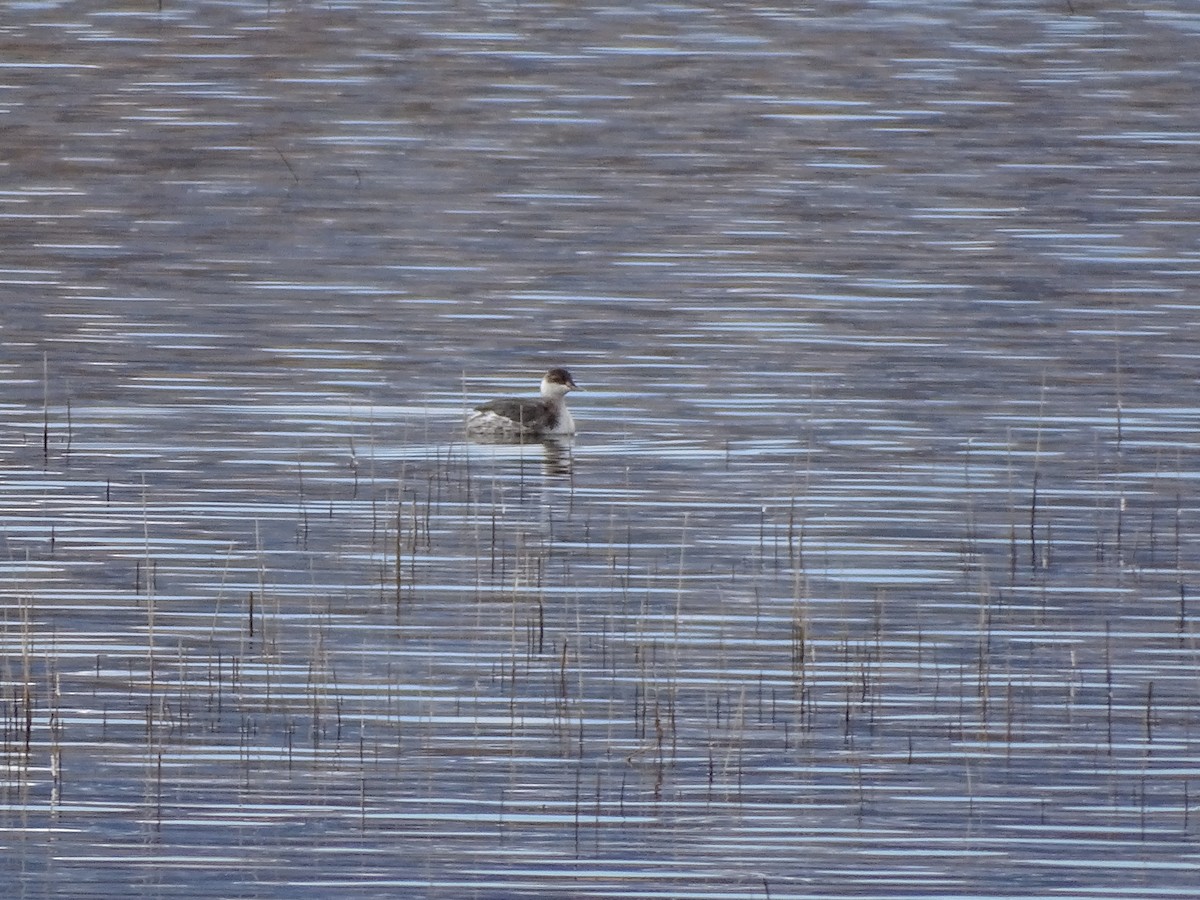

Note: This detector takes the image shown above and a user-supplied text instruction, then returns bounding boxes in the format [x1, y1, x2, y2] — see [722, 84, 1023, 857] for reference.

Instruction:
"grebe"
[466, 367, 579, 440]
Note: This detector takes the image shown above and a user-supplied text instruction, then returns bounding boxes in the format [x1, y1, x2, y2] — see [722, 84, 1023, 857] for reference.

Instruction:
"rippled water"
[3, 1, 1200, 898]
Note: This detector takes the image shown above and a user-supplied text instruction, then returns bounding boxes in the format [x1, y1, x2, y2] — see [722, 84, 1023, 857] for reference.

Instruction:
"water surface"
[3, 2, 1200, 898]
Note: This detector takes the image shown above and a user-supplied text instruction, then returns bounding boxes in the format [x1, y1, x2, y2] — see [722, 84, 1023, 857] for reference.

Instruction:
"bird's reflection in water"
[467, 433, 573, 477]
[538, 437, 572, 476]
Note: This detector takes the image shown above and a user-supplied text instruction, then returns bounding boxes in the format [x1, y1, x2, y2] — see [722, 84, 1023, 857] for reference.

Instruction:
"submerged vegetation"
[2, 365, 1198, 897]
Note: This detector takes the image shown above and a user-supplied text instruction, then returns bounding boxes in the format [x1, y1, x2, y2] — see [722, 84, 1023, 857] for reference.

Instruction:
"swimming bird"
[465, 367, 579, 441]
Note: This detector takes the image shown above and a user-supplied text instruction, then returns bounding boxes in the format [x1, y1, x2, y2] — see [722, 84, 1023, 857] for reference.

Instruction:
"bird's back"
[467, 397, 558, 437]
